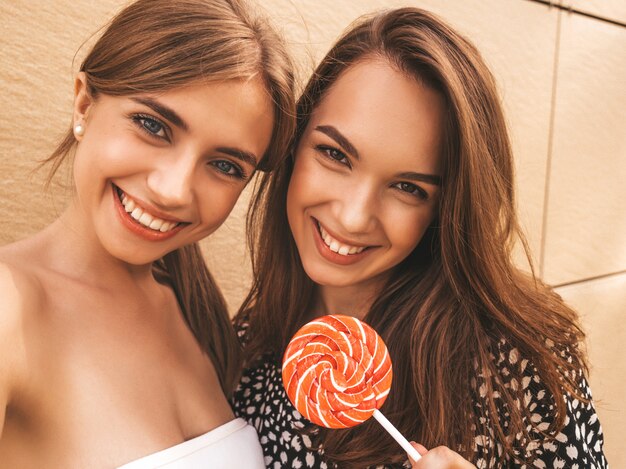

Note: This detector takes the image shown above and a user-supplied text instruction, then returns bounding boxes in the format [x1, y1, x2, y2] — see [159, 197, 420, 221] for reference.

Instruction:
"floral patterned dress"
[232, 333, 608, 469]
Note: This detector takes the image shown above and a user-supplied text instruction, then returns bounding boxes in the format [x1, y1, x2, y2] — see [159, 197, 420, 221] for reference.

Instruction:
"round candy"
[282, 314, 393, 428]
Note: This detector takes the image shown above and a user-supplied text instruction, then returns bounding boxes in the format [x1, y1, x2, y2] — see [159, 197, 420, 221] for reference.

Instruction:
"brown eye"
[316, 145, 350, 167]
[394, 181, 428, 200]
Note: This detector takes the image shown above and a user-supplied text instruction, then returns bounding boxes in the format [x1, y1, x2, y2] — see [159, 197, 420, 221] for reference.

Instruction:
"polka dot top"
[232, 331, 608, 468]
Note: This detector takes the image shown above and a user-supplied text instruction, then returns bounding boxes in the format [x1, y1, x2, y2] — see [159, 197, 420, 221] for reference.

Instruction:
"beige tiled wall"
[542, 11, 626, 286]
[1, 0, 624, 464]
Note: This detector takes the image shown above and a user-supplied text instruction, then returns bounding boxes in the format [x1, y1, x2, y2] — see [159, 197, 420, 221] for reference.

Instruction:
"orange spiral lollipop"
[282, 314, 422, 462]
[282, 314, 392, 428]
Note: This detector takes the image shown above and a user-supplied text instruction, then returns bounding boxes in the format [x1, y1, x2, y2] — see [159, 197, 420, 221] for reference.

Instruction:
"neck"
[313, 277, 387, 320]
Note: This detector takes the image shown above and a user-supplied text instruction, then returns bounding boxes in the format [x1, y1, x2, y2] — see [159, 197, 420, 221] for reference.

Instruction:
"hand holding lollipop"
[282, 314, 421, 462]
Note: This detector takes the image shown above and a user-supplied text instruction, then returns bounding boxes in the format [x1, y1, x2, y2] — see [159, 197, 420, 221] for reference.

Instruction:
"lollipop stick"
[373, 409, 421, 462]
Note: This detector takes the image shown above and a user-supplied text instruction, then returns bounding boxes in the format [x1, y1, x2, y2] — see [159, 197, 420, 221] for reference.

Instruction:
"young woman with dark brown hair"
[0, 0, 295, 466]
[233, 7, 607, 468]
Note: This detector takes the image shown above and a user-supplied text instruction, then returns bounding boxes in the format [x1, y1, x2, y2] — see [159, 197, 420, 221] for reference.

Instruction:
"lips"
[112, 185, 187, 241]
[311, 218, 376, 266]
[117, 188, 180, 233]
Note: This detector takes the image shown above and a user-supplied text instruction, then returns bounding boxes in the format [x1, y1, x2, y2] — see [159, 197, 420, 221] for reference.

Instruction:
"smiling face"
[286, 58, 444, 293]
[71, 75, 273, 265]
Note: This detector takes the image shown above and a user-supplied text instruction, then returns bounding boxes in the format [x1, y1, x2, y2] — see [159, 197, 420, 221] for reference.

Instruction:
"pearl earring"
[74, 123, 85, 137]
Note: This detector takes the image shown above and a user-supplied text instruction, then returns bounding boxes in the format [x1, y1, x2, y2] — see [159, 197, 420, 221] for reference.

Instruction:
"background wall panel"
[0, 0, 128, 242]
[542, 13, 626, 285]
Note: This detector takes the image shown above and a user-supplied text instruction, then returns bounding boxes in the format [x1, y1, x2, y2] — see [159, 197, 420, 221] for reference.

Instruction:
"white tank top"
[117, 418, 265, 468]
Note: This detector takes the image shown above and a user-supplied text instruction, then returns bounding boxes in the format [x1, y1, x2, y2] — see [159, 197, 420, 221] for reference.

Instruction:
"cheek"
[286, 178, 301, 233]
[198, 184, 243, 230]
[74, 133, 145, 182]
[287, 155, 335, 216]
[286, 157, 314, 223]
[385, 207, 436, 253]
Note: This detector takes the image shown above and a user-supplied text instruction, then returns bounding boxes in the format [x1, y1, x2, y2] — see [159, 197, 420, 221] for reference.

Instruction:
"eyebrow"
[216, 147, 259, 167]
[132, 97, 188, 131]
[133, 97, 258, 167]
[315, 124, 441, 186]
[397, 171, 442, 186]
[315, 125, 360, 159]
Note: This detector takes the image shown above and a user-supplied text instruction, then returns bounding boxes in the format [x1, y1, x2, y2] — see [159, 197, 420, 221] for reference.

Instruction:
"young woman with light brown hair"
[233, 7, 607, 468]
[0, 0, 295, 466]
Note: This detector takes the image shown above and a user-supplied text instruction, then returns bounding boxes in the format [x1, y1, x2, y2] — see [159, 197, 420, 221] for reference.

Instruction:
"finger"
[408, 442, 428, 468]
[410, 441, 429, 456]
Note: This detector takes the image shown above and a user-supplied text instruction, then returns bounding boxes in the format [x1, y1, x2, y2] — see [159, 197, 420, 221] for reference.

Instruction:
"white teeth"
[131, 208, 143, 220]
[149, 219, 164, 231]
[138, 212, 153, 226]
[318, 223, 367, 256]
[118, 189, 179, 232]
[124, 199, 135, 212]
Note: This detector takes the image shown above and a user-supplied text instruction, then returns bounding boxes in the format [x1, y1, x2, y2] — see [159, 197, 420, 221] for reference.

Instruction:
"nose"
[335, 181, 378, 234]
[146, 154, 195, 209]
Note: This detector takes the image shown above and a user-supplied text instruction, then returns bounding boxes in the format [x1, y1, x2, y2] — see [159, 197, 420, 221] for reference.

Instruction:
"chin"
[302, 262, 358, 289]
[101, 238, 168, 266]
[116, 250, 164, 266]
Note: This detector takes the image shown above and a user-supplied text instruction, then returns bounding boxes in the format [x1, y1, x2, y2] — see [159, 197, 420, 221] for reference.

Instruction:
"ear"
[72, 72, 94, 139]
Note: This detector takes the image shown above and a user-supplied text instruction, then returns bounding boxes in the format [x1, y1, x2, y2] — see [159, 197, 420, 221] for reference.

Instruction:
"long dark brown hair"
[238, 7, 586, 466]
[43, 0, 296, 395]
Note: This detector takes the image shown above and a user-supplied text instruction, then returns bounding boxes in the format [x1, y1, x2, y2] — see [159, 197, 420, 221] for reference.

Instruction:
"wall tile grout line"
[539, 8, 562, 279]
[522, 0, 626, 28]
[552, 269, 626, 289]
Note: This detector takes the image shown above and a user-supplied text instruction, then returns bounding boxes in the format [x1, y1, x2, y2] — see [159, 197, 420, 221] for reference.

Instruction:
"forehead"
[310, 58, 444, 172]
[160, 78, 272, 124]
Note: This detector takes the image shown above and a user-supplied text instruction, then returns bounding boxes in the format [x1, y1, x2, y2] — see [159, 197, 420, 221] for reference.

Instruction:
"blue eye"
[132, 114, 168, 139]
[394, 181, 428, 200]
[211, 160, 245, 179]
[142, 118, 163, 135]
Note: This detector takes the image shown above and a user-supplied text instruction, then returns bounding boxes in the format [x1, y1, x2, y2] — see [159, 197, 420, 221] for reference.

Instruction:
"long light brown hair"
[238, 7, 586, 466]
[43, 0, 296, 395]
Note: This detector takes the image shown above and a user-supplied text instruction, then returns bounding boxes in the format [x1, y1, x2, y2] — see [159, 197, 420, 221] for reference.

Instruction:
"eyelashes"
[132, 113, 169, 140]
[130, 113, 247, 181]
[209, 160, 247, 179]
[316, 145, 350, 167]
[314, 144, 429, 201]
[392, 181, 429, 200]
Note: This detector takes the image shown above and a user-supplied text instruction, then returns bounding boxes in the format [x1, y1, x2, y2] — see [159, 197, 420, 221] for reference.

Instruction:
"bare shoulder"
[0, 254, 45, 434]
[0, 239, 47, 300]
[0, 246, 46, 315]
[0, 247, 46, 337]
